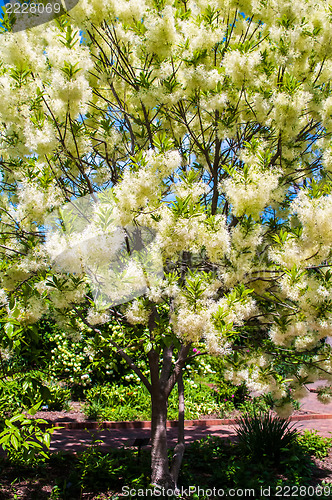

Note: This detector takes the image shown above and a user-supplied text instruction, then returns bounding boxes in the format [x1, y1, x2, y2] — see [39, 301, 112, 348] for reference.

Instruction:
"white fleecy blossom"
[0, 289, 8, 306]
[270, 191, 332, 268]
[14, 180, 64, 228]
[222, 164, 280, 219]
[7, 296, 48, 325]
[86, 308, 110, 325]
[126, 300, 151, 324]
[45, 191, 164, 308]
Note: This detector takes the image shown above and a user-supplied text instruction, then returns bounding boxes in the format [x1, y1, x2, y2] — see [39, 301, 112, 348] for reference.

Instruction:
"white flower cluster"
[172, 289, 256, 353]
[223, 353, 275, 394]
[222, 50, 261, 87]
[86, 308, 110, 326]
[223, 224, 262, 287]
[203, 215, 230, 263]
[172, 309, 210, 343]
[270, 191, 332, 268]
[126, 300, 150, 325]
[48, 284, 87, 310]
[114, 150, 181, 225]
[0, 289, 8, 306]
[15, 180, 64, 228]
[222, 166, 280, 219]
[7, 296, 48, 325]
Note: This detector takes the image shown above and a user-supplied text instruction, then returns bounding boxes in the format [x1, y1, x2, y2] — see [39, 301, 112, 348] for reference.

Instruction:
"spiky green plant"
[235, 412, 298, 463]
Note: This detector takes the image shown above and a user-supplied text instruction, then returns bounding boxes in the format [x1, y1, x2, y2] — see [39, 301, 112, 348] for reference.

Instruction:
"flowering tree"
[1, 0, 332, 487]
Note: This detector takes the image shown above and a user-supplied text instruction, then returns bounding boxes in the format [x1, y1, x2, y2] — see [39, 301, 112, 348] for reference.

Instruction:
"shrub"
[83, 384, 151, 421]
[0, 406, 60, 463]
[179, 434, 316, 495]
[0, 375, 71, 422]
[235, 412, 298, 463]
[0, 378, 23, 427]
[45, 385, 71, 411]
[237, 393, 274, 417]
[167, 380, 222, 419]
[297, 430, 332, 459]
[84, 380, 223, 421]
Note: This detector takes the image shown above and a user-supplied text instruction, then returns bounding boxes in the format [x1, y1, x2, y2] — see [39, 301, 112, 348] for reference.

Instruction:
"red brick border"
[41, 414, 332, 430]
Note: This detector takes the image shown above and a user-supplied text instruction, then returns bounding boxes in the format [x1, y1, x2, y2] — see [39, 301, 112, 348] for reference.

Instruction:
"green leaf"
[61, 61, 82, 80]
[144, 342, 153, 353]
[0, 434, 10, 445]
[10, 434, 19, 450]
[43, 433, 51, 448]
[4, 323, 14, 338]
[162, 335, 173, 347]
[28, 401, 42, 416]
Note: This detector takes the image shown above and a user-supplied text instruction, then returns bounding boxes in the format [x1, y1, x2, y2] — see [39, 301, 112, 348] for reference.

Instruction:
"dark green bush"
[235, 412, 298, 463]
[179, 434, 317, 497]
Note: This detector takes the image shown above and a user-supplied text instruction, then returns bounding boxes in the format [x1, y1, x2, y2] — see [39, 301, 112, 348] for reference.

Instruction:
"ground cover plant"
[82, 378, 277, 422]
[0, 425, 331, 499]
[83, 379, 235, 421]
[2, 0, 332, 488]
[298, 430, 332, 461]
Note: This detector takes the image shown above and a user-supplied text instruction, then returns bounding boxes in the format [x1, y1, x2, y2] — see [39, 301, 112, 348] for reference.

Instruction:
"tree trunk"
[170, 372, 185, 487]
[150, 391, 175, 488]
[148, 343, 191, 488]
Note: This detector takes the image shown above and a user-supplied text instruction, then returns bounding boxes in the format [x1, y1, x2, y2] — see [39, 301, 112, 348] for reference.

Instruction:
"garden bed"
[0, 432, 332, 500]
[27, 400, 318, 427]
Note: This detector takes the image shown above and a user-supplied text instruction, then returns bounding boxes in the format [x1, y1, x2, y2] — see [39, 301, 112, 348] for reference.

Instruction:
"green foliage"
[0, 315, 140, 392]
[83, 380, 225, 421]
[297, 430, 332, 459]
[1, 431, 331, 499]
[0, 373, 49, 426]
[0, 406, 60, 463]
[45, 320, 147, 389]
[61, 61, 82, 80]
[168, 380, 224, 419]
[83, 383, 151, 421]
[237, 393, 274, 416]
[76, 440, 149, 492]
[235, 412, 298, 463]
[77, 442, 126, 490]
[179, 434, 320, 498]
[48, 444, 150, 497]
[215, 379, 248, 406]
[45, 385, 71, 411]
[209, 355, 249, 406]
[0, 374, 70, 431]
[0, 378, 22, 424]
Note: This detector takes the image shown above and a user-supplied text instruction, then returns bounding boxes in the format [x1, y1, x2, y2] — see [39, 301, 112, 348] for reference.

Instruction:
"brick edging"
[41, 414, 332, 430]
